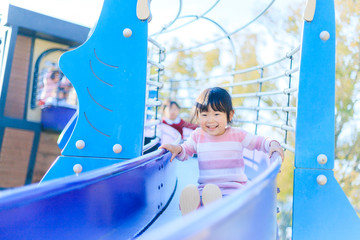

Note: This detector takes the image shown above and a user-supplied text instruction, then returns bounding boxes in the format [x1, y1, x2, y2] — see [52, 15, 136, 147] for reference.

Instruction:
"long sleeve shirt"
[177, 126, 273, 195]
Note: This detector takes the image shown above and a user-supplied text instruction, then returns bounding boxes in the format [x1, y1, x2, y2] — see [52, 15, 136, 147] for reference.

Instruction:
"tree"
[333, 0, 360, 211]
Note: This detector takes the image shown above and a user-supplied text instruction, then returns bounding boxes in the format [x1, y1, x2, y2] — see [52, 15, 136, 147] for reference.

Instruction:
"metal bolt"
[73, 164, 83, 175]
[113, 144, 122, 153]
[75, 140, 85, 149]
[123, 28, 132, 38]
[317, 154, 328, 164]
[317, 175, 327, 185]
[320, 31, 330, 41]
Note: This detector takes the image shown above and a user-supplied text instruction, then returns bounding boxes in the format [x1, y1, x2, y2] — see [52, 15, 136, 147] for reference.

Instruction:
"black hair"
[163, 100, 181, 110]
[193, 87, 234, 123]
[50, 70, 62, 80]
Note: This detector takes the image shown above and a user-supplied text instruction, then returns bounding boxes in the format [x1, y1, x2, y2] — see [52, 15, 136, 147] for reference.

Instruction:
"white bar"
[285, 67, 299, 76]
[231, 87, 297, 98]
[281, 124, 295, 132]
[233, 119, 295, 132]
[146, 99, 162, 107]
[221, 73, 285, 87]
[286, 46, 300, 58]
[147, 80, 163, 88]
[143, 137, 160, 152]
[146, 110, 156, 116]
[235, 106, 296, 112]
[170, 64, 299, 84]
[281, 143, 295, 152]
[148, 60, 164, 70]
[144, 119, 161, 127]
[148, 38, 166, 51]
[166, 0, 276, 54]
[149, 72, 164, 80]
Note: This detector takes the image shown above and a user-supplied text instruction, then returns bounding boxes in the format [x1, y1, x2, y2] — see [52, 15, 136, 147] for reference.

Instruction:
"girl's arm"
[159, 144, 182, 162]
[240, 130, 284, 162]
[159, 129, 198, 162]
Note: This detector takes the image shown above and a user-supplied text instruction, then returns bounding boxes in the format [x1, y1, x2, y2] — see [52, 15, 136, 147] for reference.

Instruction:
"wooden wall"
[4, 35, 31, 119]
[0, 128, 34, 187]
[32, 132, 60, 183]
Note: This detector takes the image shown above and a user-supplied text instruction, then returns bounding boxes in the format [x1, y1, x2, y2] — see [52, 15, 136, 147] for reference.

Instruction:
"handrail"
[233, 119, 296, 132]
[148, 60, 164, 70]
[231, 87, 297, 98]
[143, 137, 160, 152]
[281, 143, 295, 152]
[234, 106, 296, 113]
[147, 79, 163, 88]
[148, 38, 166, 52]
[144, 119, 161, 128]
[168, 47, 300, 83]
[146, 99, 162, 107]
[167, 0, 276, 54]
[151, 0, 183, 37]
[150, 0, 220, 37]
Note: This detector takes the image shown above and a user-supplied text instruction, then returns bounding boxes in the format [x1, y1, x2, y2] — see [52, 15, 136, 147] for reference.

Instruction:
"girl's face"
[198, 107, 234, 136]
[167, 104, 180, 120]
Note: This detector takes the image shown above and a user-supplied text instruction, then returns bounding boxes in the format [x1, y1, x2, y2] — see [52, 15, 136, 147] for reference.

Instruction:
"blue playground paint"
[59, 0, 148, 159]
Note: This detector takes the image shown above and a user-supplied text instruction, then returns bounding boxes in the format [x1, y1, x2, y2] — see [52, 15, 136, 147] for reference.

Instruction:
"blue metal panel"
[293, 169, 360, 239]
[293, 0, 360, 238]
[41, 156, 124, 182]
[59, 0, 148, 159]
[0, 151, 176, 240]
[295, 0, 335, 170]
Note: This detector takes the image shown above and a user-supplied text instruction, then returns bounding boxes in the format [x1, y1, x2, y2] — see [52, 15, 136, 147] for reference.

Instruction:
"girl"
[162, 100, 198, 139]
[159, 87, 284, 215]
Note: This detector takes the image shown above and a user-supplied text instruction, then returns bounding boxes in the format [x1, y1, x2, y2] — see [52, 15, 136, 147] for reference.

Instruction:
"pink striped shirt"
[177, 126, 273, 195]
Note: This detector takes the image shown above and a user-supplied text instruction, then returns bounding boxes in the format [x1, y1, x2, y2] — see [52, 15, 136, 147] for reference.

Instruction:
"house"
[0, 4, 89, 188]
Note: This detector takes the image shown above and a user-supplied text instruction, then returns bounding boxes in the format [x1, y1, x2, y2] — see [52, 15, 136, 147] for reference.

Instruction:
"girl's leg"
[202, 184, 222, 206]
[179, 184, 201, 215]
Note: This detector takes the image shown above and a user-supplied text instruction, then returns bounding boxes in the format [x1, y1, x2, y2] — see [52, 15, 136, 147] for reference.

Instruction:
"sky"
[7, 0, 299, 45]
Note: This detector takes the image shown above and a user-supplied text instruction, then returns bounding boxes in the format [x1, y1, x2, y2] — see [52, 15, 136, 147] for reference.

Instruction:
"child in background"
[39, 70, 62, 105]
[162, 101, 198, 139]
[159, 87, 284, 215]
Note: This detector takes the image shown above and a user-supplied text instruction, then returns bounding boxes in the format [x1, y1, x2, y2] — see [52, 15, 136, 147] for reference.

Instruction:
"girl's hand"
[159, 144, 182, 162]
[269, 141, 284, 162]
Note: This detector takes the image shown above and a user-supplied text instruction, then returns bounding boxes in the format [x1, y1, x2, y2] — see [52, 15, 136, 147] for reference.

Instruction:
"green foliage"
[333, 0, 360, 211]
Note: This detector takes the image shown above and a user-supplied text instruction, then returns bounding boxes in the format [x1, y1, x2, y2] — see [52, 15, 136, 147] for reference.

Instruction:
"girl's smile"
[198, 107, 234, 136]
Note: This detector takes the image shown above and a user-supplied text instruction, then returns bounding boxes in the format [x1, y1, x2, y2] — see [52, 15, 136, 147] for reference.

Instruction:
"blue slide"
[0, 124, 281, 239]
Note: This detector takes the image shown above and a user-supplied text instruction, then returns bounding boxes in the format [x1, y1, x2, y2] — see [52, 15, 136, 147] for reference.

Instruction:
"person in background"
[39, 70, 61, 106]
[162, 100, 198, 139]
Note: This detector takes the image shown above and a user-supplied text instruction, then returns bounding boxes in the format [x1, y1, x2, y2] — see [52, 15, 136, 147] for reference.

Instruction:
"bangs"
[194, 87, 234, 123]
[196, 97, 227, 113]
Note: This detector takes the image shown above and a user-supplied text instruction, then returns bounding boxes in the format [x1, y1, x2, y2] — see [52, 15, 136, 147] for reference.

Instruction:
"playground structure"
[0, 0, 359, 239]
